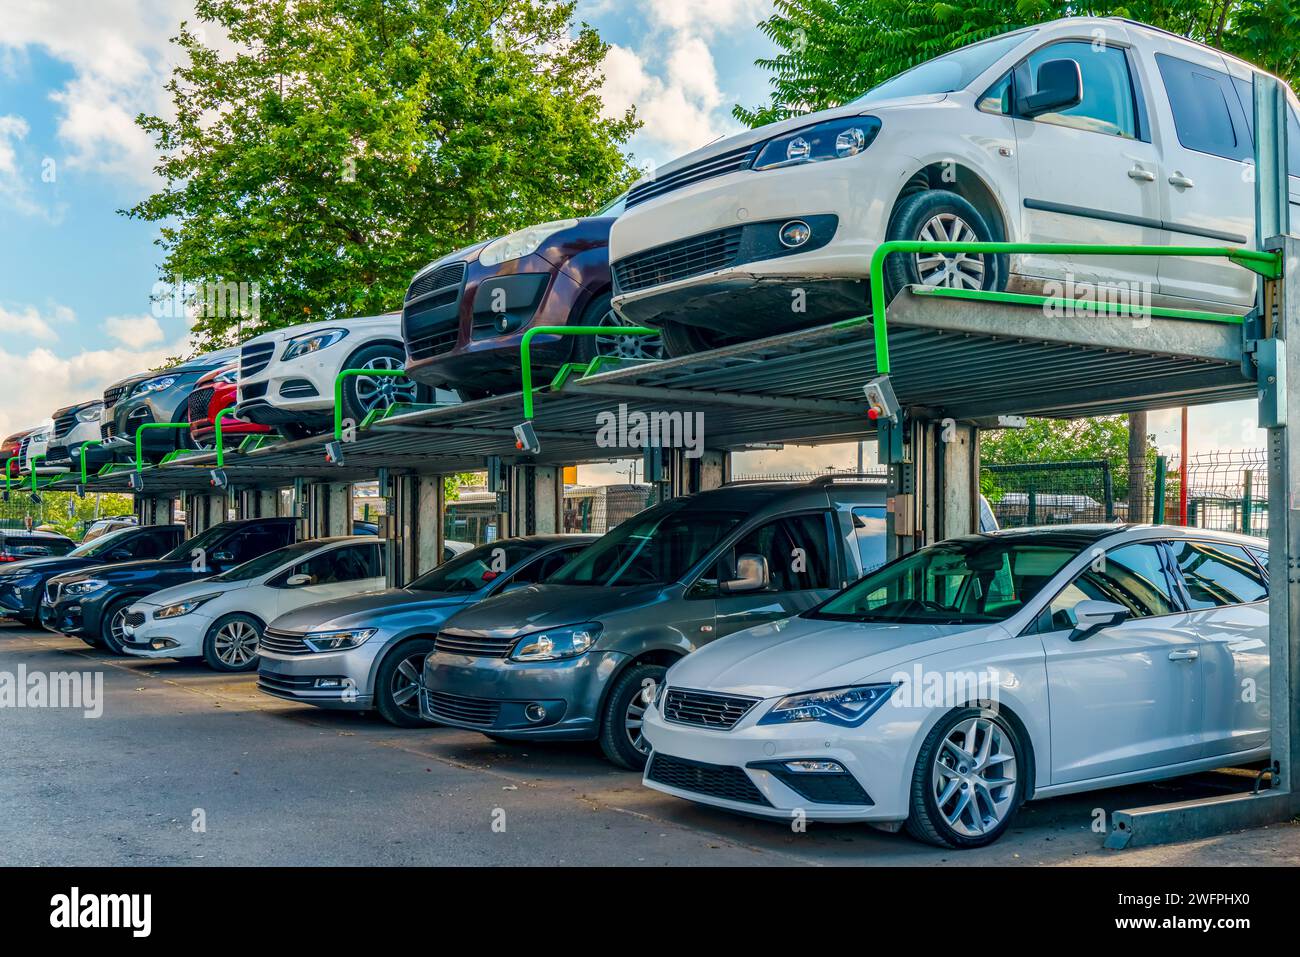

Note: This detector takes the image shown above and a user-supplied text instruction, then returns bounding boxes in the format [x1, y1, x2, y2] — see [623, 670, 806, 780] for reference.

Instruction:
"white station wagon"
[609, 17, 1300, 355]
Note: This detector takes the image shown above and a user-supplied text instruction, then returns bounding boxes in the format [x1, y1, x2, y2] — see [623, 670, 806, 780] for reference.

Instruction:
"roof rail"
[809, 473, 889, 486]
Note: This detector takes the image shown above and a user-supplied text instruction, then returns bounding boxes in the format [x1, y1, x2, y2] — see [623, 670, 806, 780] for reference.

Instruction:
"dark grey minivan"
[420, 477, 905, 768]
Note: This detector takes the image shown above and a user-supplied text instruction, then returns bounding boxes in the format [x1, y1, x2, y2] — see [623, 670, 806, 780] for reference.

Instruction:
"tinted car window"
[1170, 540, 1268, 608]
[729, 512, 835, 591]
[1158, 54, 1249, 161]
[1249, 547, 1268, 571]
[855, 30, 1028, 103]
[1, 534, 74, 558]
[1047, 542, 1177, 626]
[218, 524, 294, 563]
[1019, 41, 1137, 137]
[851, 506, 888, 575]
[510, 547, 583, 586]
[294, 543, 382, 584]
[408, 542, 536, 593]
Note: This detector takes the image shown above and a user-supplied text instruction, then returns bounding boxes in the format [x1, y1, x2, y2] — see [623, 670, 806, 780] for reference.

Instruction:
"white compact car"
[642, 525, 1269, 848]
[120, 536, 386, 672]
[235, 313, 456, 440]
[18, 420, 60, 475]
[609, 16, 1300, 355]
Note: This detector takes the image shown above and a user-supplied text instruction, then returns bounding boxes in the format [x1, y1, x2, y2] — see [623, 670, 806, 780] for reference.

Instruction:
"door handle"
[1168, 649, 1199, 661]
[1168, 172, 1195, 188]
[1127, 166, 1156, 182]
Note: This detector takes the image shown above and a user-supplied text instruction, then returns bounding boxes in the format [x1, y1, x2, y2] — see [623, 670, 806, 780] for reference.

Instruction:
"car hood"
[647, 93, 948, 182]
[0, 556, 96, 578]
[414, 240, 492, 277]
[240, 314, 400, 348]
[664, 615, 1003, 699]
[135, 576, 246, 609]
[270, 588, 475, 632]
[50, 558, 188, 584]
[439, 583, 662, 639]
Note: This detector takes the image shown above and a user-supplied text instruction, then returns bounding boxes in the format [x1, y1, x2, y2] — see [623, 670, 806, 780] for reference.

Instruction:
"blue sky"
[0, 0, 1268, 464]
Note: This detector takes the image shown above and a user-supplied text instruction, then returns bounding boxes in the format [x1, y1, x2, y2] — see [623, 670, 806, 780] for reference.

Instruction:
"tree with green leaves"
[736, 0, 1299, 127]
[127, 0, 640, 350]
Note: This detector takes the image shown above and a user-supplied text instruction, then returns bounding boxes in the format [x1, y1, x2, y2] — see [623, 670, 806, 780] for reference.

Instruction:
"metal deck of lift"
[27, 78, 1299, 855]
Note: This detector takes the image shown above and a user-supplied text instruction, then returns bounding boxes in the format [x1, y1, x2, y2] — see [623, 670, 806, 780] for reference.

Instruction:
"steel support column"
[306, 482, 352, 538]
[509, 465, 561, 536]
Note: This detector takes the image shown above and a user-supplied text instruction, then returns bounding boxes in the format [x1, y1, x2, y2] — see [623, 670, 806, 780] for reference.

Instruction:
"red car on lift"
[188, 365, 272, 448]
[1, 428, 34, 479]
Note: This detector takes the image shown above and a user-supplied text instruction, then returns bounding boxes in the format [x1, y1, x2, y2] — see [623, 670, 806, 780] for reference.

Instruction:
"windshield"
[69, 526, 137, 558]
[853, 30, 1029, 104]
[593, 192, 627, 217]
[811, 537, 1078, 625]
[163, 523, 236, 562]
[407, 542, 539, 594]
[213, 540, 322, 582]
[548, 500, 743, 587]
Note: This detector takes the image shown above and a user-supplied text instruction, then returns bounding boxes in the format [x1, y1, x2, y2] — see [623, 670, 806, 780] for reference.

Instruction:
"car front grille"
[612, 226, 744, 293]
[259, 628, 311, 655]
[406, 326, 461, 361]
[421, 689, 500, 727]
[43, 582, 61, 604]
[625, 143, 758, 210]
[124, 611, 146, 628]
[646, 753, 771, 806]
[662, 688, 761, 731]
[240, 341, 277, 379]
[52, 412, 79, 440]
[103, 384, 130, 408]
[433, 630, 517, 658]
[187, 386, 215, 424]
[406, 262, 466, 303]
[17, 436, 30, 462]
[258, 672, 348, 694]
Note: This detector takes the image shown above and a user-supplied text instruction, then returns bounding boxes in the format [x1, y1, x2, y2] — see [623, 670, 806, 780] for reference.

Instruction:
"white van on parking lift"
[609, 16, 1300, 356]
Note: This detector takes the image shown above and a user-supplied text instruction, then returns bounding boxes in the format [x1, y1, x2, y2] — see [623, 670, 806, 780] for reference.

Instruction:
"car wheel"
[374, 638, 435, 728]
[574, 293, 663, 365]
[883, 189, 1005, 305]
[598, 662, 666, 770]
[341, 344, 423, 426]
[99, 598, 134, 655]
[905, 707, 1025, 849]
[202, 613, 262, 672]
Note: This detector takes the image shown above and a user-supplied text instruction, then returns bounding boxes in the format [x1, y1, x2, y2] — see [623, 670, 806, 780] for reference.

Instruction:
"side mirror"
[1068, 599, 1129, 641]
[107, 550, 132, 561]
[211, 550, 235, 564]
[285, 573, 313, 587]
[1019, 58, 1083, 118]
[720, 554, 770, 595]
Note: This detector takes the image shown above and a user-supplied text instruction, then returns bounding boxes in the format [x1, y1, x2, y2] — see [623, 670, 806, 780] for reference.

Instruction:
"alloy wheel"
[108, 608, 129, 646]
[594, 309, 662, 361]
[913, 212, 987, 289]
[353, 355, 419, 415]
[213, 620, 259, 667]
[930, 716, 1018, 838]
[389, 651, 425, 715]
[625, 684, 651, 755]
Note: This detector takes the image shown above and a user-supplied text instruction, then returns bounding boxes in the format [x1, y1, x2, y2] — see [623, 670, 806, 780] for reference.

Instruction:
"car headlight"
[282, 328, 348, 360]
[478, 220, 579, 268]
[751, 116, 881, 172]
[62, 579, 107, 597]
[133, 375, 177, 396]
[509, 622, 602, 662]
[154, 593, 221, 619]
[76, 405, 104, 422]
[758, 683, 896, 728]
[304, 628, 376, 652]
[214, 368, 239, 385]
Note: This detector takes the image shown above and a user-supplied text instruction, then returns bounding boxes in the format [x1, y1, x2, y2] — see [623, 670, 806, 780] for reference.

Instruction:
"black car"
[101, 348, 240, 465]
[44, 517, 299, 653]
[0, 530, 75, 571]
[0, 524, 182, 626]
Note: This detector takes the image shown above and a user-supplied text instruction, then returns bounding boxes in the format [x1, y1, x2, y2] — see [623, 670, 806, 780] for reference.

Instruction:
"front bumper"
[119, 608, 209, 659]
[419, 649, 627, 739]
[257, 641, 390, 711]
[43, 593, 97, 639]
[236, 347, 337, 425]
[641, 699, 910, 822]
[0, 577, 41, 619]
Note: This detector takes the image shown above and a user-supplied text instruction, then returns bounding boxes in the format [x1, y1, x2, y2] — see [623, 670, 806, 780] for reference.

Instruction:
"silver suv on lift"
[421, 477, 994, 769]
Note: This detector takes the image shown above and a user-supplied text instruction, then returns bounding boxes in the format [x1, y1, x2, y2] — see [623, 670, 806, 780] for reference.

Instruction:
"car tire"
[905, 706, 1026, 849]
[574, 293, 664, 365]
[882, 189, 1005, 305]
[373, 638, 435, 728]
[340, 344, 424, 427]
[597, 662, 666, 770]
[202, 613, 263, 672]
[99, 597, 135, 655]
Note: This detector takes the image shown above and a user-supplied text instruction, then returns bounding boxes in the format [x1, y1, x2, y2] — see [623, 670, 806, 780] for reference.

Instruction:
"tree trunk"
[1128, 411, 1147, 523]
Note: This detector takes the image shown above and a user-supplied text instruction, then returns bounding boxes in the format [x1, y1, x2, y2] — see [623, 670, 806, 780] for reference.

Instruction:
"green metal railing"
[520, 325, 658, 420]
[3, 456, 18, 496]
[333, 368, 412, 442]
[213, 407, 238, 468]
[134, 422, 190, 471]
[78, 441, 102, 486]
[865, 241, 1283, 375]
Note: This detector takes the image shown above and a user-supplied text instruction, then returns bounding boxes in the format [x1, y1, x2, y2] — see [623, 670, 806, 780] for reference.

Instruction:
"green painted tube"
[333, 368, 411, 441]
[520, 325, 657, 420]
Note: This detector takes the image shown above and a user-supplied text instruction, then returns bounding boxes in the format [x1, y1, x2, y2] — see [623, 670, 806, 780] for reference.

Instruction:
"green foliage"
[2, 492, 136, 541]
[127, 0, 640, 350]
[980, 415, 1157, 501]
[736, 0, 1299, 127]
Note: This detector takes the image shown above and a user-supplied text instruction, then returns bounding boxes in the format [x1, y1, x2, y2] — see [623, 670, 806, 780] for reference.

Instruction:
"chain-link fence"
[730, 467, 889, 483]
[562, 484, 655, 533]
[1182, 449, 1268, 535]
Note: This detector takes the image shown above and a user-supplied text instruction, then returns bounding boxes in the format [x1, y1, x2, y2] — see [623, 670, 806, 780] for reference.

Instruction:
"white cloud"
[0, 301, 74, 341]
[103, 313, 166, 346]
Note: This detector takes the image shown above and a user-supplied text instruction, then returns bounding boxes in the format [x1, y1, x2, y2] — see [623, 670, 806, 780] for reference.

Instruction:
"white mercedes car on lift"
[234, 313, 457, 440]
[641, 525, 1269, 848]
[609, 16, 1300, 355]
[120, 536, 386, 672]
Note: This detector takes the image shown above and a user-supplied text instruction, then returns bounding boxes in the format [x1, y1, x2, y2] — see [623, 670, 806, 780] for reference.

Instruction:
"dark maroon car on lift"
[400, 195, 662, 398]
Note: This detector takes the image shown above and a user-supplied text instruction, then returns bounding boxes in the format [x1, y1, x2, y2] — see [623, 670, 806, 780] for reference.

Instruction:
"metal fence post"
[1102, 462, 1114, 521]
[1153, 456, 1167, 524]
[1242, 469, 1254, 535]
